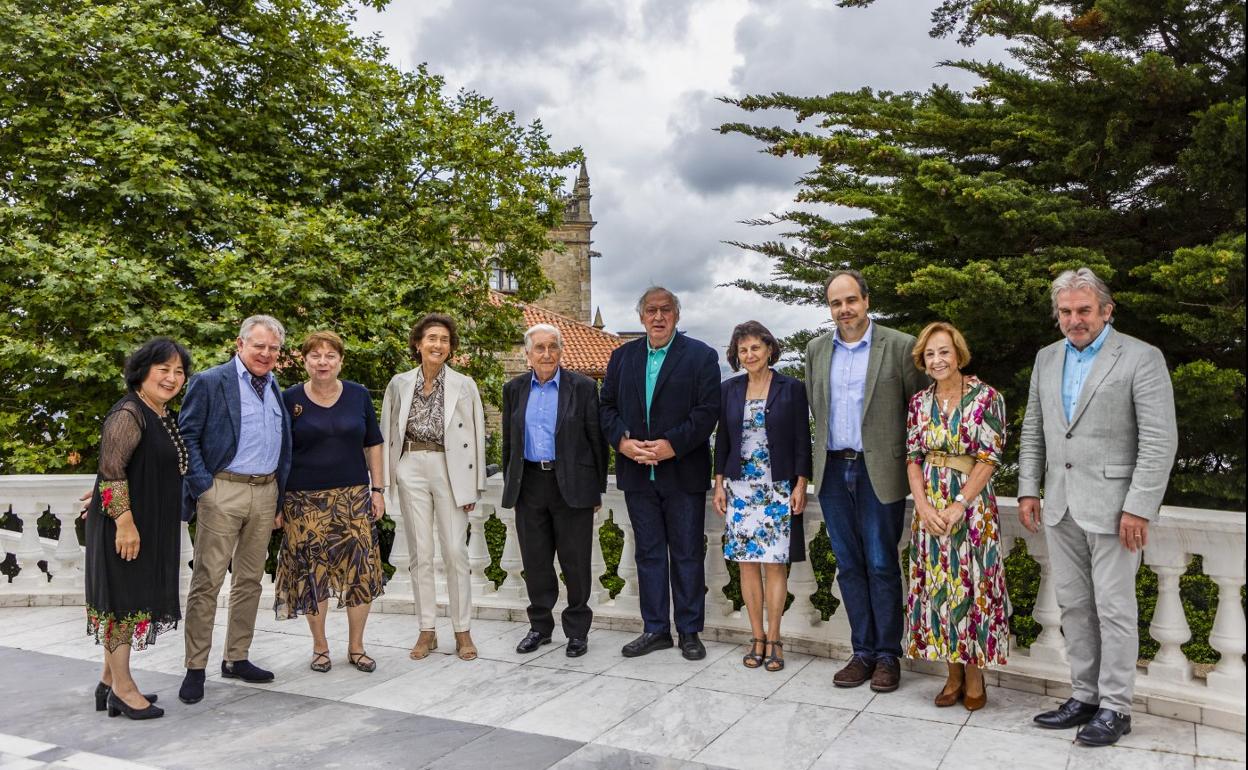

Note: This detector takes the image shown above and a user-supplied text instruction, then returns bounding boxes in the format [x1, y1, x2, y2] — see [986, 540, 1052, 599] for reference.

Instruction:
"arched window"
[490, 261, 518, 293]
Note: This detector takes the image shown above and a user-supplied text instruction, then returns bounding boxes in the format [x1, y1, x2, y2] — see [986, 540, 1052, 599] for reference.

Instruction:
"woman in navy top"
[274, 331, 385, 674]
[713, 321, 812, 672]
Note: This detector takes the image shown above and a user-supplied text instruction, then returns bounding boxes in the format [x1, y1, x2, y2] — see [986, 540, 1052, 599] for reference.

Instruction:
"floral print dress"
[905, 377, 1010, 667]
[723, 399, 793, 563]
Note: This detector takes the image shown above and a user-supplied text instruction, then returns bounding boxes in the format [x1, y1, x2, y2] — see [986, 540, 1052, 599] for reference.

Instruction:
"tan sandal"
[454, 631, 477, 661]
[409, 630, 438, 660]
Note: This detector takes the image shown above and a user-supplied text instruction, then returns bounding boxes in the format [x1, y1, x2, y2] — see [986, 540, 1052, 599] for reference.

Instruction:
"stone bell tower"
[536, 162, 596, 324]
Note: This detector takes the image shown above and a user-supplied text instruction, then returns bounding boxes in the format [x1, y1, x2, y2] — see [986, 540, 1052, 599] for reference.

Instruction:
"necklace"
[746, 370, 772, 400]
[937, 376, 965, 417]
[136, 392, 188, 475]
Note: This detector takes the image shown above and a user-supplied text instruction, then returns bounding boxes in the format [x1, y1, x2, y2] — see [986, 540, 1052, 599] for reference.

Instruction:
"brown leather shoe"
[833, 655, 876, 688]
[870, 656, 901, 693]
[934, 680, 963, 707]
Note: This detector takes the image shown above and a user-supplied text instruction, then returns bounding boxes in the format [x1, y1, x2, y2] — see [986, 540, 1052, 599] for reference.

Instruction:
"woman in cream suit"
[382, 313, 487, 661]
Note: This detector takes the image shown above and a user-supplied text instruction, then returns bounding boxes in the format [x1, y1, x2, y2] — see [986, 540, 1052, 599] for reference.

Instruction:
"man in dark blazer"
[176, 315, 292, 704]
[501, 323, 608, 658]
[600, 286, 720, 660]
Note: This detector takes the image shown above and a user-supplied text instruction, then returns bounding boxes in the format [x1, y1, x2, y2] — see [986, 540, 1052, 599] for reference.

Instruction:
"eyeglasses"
[642, 305, 676, 318]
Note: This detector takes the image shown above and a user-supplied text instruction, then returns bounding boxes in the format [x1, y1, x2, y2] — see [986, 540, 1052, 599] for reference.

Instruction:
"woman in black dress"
[274, 331, 386, 674]
[85, 337, 191, 720]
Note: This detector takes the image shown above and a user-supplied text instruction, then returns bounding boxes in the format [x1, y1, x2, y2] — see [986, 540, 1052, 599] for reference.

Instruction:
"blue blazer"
[714, 371, 812, 483]
[600, 332, 720, 493]
[178, 358, 292, 521]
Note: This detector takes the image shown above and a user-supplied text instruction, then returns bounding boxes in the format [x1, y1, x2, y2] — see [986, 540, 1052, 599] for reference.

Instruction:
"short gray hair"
[635, 286, 681, 316]
[238, 314, 286, 345]
[1050, 268, 1114, 319]
[523, 323, 563, 352]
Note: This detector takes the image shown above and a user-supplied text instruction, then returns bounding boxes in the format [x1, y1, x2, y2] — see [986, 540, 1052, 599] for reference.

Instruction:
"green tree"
[0, 0, 579, 473]
[719, 0, 1245, 508]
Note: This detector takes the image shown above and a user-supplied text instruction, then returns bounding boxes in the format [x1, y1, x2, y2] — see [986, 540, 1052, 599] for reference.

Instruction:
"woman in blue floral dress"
[904, 322, 1009, 712]
[713, 321, 811, 671]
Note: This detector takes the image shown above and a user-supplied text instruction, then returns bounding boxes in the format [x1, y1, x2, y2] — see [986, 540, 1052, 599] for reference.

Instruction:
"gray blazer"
[805, 323, 928, 502]
[1018, 327, 1177, 534]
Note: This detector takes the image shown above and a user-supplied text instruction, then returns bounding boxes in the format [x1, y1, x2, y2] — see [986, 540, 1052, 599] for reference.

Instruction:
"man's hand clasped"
[620, 437, 673, 466]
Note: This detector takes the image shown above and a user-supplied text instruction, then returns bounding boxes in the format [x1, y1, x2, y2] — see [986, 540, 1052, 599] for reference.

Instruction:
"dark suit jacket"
[714, 371, 812, 483]
[178, 357, 292, 521]
[501, 367, 608, 510]
[599, 332, 720, 494]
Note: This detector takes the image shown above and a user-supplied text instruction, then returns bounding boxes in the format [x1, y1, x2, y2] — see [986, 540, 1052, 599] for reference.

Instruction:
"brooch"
[292, 404, 303, 418]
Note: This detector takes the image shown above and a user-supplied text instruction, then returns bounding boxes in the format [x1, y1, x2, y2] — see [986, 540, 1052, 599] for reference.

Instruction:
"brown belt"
[925, 452, 977, 475]
[214, 470, 276, 485]
[404, 439, 445, 453]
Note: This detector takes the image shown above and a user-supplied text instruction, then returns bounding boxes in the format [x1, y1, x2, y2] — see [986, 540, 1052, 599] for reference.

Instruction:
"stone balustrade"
[2, 473, 1243, 731]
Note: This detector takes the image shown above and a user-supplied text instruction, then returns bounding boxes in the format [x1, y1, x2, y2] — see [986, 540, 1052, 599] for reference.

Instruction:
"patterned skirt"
[274, 484, 384, 619]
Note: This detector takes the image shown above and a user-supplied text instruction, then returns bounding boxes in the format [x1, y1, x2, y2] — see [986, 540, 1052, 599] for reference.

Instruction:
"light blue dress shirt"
[225, 355, 283, 475]
[523, 368, 560, 462]
[828, 322, 873, 452]
[1062, 323, 1112, 422]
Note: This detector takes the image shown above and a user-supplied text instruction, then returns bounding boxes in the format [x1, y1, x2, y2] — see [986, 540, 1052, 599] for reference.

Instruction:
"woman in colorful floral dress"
[85, 337, 191, 720]
[904, 322, 1009, 712]
[713, 321, 811, 671]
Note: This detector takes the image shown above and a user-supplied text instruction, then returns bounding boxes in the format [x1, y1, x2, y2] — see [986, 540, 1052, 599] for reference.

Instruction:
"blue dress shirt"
[827, 322, 872, 452]
[1062, 323, 1112, 422]
[523, 368, 560, 462]
[225, 355, 283, 475]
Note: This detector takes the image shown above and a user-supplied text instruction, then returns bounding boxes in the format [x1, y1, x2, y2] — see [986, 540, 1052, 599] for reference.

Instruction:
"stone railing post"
[10, 505, 47, 589]
[49, 505, 84, 590]
[612, 509, 640, 612]
[467, 505, 492, 596]
[589, 506, 606, 606]
[495, 507, 526, 600]
[386, 503, 413, 600]
[1203, 546, 1247, 695]
[1023, 530, 1067, 664]
[704, 507, 731, 617]
[1144, 532, 1192, 683]
[784, 515, 820, 630]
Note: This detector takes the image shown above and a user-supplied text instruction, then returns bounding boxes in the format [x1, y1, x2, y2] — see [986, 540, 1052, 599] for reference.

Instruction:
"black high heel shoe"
[106, 690, 164, 720]
[95, 682, 158, 712]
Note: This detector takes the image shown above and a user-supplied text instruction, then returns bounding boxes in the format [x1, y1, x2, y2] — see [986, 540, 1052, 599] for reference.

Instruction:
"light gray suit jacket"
[806, 323, 928, 502]
[1018, 327, 1177, 535]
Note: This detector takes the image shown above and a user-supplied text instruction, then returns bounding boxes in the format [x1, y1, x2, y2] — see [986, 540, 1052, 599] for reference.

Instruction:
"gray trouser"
[1046, 511, 1141, 714]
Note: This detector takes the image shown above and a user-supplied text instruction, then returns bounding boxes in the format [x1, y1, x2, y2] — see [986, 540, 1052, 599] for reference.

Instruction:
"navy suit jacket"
[599, 332, 720, 493]
[178, 358, 292, 521]
[713, 371, 812, 483]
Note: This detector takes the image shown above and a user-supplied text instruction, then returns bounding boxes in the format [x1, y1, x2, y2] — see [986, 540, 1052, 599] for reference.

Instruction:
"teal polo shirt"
[644, 334, 675, 479]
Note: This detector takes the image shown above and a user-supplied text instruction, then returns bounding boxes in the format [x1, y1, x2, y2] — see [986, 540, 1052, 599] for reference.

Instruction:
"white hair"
[238, 314, 286, 345]
[523, 323, 563, 352]
[635, 286, 681, 316]
[1051, 268, 1114, 320]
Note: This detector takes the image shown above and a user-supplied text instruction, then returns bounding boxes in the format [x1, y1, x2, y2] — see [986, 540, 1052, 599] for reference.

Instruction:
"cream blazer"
[381, 365, 487, 509]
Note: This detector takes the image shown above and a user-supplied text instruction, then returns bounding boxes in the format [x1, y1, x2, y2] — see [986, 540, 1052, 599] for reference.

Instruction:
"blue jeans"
[818, 454, 906, 659]
[624, 486, 707, 634]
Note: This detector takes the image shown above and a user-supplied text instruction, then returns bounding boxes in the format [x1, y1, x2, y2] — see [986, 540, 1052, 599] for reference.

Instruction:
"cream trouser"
[394, 450, 472, 631]
[1046, 510, 1142, 714]
[184, 477, 277, 669]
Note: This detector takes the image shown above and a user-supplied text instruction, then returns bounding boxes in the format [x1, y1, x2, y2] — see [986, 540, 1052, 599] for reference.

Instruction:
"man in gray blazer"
[1019, 268, 1177, 747]
[806, 269, 927, 693]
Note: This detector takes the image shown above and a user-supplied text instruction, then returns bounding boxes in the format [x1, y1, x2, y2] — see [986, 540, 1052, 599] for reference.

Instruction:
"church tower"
[536, 161, 596, 323]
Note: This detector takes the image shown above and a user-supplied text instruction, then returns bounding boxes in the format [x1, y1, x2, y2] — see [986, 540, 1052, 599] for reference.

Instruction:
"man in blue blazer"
[600, 287, 720, 660]
[176, 315, 292, 704]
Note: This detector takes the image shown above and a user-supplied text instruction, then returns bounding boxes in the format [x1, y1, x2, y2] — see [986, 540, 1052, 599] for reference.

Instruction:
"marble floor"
[0, 606, 1242, 769]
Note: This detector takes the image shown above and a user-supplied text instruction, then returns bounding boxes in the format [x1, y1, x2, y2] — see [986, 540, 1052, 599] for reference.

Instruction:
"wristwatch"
[370, 486, 385, 494]
[954, 493, 966, 503]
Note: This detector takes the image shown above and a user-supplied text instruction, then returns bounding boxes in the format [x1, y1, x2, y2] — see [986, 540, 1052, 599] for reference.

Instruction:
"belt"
[404, 439, 445, 453]
[524, 460, 556, 471]
[828, 449, 862, 461]
[925, 451, 977, 475]
[214, 471, 276, 486]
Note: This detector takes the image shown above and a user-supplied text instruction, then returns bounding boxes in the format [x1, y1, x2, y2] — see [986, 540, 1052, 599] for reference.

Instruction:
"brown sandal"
[310, 650, 332, 673]
[743, 638, 766, 669]
[454, 631, 477, 661]
[348, 651, 377, 673]
[409, 630, 438, 660]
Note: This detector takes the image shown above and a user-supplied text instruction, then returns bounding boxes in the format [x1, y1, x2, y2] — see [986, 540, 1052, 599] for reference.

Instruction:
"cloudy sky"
[351, 0, 1010, 351]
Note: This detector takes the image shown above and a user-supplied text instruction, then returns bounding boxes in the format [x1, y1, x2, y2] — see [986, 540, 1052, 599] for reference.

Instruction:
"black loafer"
[621, 632, 673, 658]
[516, 630, 552, 654]
[678, 632, 706, 661]
[1034, 697, 1099, 729]
[1076, 709, 1132, 747]
[221, 659, 274, 683]
[178, 668, 205, 704]
[566, 638, 588, 658]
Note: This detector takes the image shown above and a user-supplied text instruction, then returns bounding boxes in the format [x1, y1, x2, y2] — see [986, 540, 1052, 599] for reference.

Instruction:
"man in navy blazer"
[600, 286, 720, 660]
[176, 315, 292, 704]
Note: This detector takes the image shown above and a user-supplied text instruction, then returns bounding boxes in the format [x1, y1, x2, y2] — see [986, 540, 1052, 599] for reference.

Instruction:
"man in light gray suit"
[1019, 268, 1177, 747]
[807, 269, 927, 693]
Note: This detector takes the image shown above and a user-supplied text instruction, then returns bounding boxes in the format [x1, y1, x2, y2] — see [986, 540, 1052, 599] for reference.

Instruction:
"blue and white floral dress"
[723, 399, 792, 563]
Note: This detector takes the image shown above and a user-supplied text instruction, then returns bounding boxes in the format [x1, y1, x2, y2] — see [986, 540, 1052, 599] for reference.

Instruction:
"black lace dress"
[85, 394, 186, 651]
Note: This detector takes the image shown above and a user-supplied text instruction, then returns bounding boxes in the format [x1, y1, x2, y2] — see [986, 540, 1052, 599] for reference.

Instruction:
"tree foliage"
[0, 0, 580, 473]
[720, 0, 1245, 507]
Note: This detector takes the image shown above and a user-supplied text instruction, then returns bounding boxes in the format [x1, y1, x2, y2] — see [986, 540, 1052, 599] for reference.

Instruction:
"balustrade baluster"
[386, 504, 413, 599]
[1023, 531, 1066, 663]
[179, 522, 194, 595]
[785, 516, 819, 630]
[467, 506, 492, 595]
[1203, 548, 1247, 695]
[49, 507, 83, 590]
[613, 511, 640, 611]
[589, 506, 606, 606]
[1144, 534, 1192, 683]
[496, 508, 526, 600]
[703, 507, 731, 617]
[10, 505, 46, 589]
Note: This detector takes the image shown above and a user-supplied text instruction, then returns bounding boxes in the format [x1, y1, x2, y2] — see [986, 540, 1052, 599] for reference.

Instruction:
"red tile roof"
[492, 292, 623, 378]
